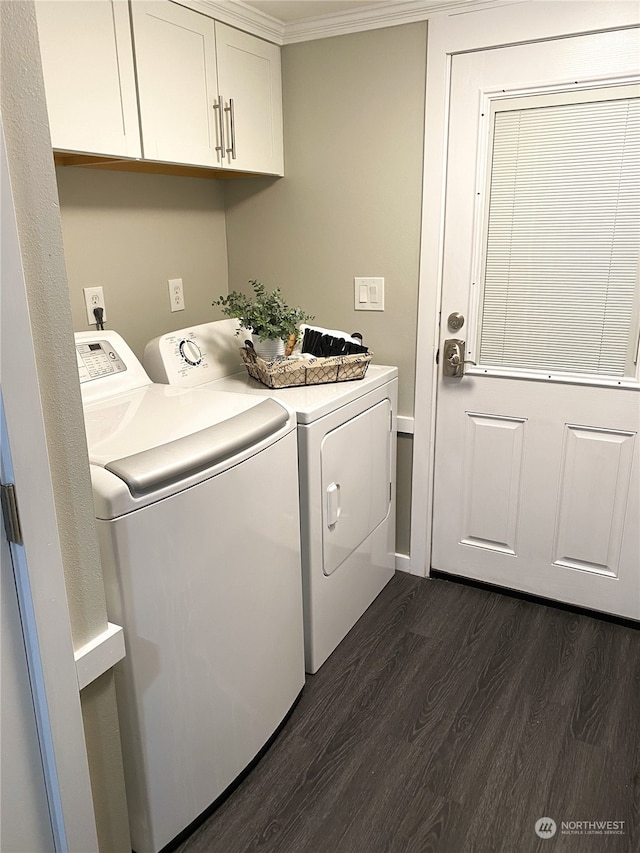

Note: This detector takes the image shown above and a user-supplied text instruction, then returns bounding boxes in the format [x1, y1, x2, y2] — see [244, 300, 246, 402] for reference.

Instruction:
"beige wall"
[223, 23, 427, 418]
[396, 433, 414, 556]
[58, 167, 229, 359]
[223, 22, 427, 554]
[58, 22, 428, 406]
[55, 22, 427, 558]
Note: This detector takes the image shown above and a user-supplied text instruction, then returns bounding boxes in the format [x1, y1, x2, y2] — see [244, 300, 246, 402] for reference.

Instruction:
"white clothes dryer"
[75, 331, 304, 853]
[144, 321, 398, 674]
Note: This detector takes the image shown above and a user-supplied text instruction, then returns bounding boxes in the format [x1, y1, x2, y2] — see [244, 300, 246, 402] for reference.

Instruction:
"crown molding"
[281, 0, 508, 44]
[174, 0, 285, 43]
[174, 0, 517, 45]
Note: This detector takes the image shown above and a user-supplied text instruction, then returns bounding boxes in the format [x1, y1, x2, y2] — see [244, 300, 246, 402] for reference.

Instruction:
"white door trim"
[1, 123, 99, 852]
[410, 1, 640, 578]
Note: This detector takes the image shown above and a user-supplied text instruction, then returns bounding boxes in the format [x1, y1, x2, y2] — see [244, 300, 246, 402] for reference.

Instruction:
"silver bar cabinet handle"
[213, 95, 226, 160]
[225, 98, 237, 160]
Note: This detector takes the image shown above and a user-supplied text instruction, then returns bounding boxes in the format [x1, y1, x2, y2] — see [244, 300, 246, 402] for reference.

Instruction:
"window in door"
[476, 85, 640, 380]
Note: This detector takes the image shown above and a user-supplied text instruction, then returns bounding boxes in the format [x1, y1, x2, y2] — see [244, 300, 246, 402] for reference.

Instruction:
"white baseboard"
[395, 552, 412, 574]
[396, 415, 414, 435]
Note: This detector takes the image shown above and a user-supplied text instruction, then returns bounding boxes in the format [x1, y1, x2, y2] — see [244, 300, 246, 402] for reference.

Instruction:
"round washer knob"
[179, 339, 202, 366]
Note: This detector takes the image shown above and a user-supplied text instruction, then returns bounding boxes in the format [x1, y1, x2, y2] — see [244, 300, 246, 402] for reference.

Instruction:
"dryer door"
[321, 398, 392, 576]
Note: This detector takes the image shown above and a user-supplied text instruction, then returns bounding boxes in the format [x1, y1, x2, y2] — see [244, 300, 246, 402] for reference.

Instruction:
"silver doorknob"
[443, 339, 465, 377]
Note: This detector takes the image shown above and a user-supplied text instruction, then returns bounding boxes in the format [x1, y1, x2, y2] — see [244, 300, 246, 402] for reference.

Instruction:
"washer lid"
[83, 384, 290, 491]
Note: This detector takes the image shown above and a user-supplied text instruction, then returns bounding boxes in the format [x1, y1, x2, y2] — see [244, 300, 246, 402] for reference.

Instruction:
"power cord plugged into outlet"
[93, 306, 105, 330]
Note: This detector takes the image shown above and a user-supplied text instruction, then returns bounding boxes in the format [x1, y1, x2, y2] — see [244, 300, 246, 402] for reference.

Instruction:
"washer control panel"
[76, 340, 127, 384]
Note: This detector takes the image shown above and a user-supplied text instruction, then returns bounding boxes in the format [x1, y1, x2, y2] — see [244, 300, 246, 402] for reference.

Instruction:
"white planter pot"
[252, 335, 285, 359]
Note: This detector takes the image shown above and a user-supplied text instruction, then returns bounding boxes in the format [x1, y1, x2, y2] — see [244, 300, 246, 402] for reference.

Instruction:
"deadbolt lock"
[443, 339, 466, 378]
[447, 312, 465, 331]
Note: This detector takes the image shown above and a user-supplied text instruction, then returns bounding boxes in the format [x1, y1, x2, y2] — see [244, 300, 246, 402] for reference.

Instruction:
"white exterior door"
[431, 29, 640, 620]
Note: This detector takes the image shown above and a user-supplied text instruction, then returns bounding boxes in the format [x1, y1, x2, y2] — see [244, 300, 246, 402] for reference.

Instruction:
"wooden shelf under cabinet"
[52, 151, 269, 181]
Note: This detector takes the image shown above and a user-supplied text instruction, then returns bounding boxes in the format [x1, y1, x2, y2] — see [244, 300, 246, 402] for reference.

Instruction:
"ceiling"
[200, 0, 491, 44]
[241, 1, 390, 23]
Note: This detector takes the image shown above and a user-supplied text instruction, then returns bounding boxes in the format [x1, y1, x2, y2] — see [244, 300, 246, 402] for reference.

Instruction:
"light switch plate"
[354, 277, 384, 311]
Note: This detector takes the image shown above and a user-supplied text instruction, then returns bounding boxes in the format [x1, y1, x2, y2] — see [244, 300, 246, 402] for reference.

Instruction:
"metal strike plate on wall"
[443, 339, 466, 378]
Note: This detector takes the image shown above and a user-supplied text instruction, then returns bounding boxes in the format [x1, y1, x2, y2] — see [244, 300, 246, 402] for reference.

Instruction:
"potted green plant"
[213, 279, 313, 359]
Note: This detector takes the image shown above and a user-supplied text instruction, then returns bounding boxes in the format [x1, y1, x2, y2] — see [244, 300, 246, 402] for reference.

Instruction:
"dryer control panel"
[144, 319, 244, 387]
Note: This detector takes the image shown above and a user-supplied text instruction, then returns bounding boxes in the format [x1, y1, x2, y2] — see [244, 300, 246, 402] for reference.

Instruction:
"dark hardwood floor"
[175, 573, 639, 853]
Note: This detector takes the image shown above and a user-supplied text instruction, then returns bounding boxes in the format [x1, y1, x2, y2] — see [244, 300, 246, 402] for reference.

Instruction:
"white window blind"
[479, 95, 639, 377]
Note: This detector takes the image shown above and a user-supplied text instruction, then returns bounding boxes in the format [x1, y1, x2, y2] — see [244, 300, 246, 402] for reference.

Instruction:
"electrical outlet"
[168, 278, 185, 312]
[83, 286, 107, 325]
[354, 277, 384, 311]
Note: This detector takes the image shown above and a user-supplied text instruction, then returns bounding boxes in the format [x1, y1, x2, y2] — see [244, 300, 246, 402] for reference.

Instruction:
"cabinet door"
[215, 23, 284, 176]
[130, 2, 220, 167]
[36, 0, 141, 158]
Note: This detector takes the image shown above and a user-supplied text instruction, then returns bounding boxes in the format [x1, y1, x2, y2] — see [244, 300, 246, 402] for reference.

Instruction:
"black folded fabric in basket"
[301, 328, 368, 357]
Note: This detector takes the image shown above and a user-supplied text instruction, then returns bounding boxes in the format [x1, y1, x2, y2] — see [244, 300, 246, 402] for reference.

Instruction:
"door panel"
[461, 413, 526, 555]
[432, 28, 640, 620]
[553, 425, 636, 576]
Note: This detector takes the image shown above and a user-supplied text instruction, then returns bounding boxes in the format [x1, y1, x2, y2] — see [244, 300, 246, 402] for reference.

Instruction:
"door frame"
[410, 0, 640, 578]
[1, 122, 99, 851]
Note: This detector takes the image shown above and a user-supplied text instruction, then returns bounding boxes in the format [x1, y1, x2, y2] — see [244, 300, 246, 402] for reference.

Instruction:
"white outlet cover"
[83, 286, 107, 325]
[168, 278, 185, 312]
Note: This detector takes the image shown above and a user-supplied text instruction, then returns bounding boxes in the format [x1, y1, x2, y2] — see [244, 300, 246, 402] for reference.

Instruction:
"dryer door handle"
[326, 482, 341, 527]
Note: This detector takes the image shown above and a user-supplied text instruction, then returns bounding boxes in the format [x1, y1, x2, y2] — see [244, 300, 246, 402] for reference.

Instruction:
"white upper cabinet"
[130, 2, 220, 168]
[215, 22, 284, 176]
[37, 1, 283, 176]
[130, 2, 284, 175]
[36, 0, 141, 158]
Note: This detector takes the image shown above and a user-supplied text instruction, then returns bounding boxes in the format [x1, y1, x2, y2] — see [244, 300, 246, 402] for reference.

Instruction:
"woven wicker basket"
[240, 345, 372, 389]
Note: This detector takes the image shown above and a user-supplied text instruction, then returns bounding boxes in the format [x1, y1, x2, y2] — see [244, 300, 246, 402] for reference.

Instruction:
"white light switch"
[354, 277, 384, 311]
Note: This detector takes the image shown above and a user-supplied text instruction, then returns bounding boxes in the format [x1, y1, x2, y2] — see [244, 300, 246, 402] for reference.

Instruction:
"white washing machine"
[144, 320, 398, 674]
[75, 331, 304, 853]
